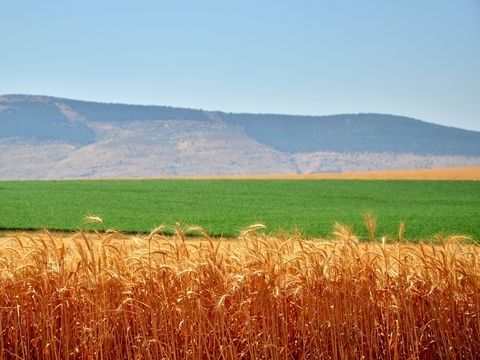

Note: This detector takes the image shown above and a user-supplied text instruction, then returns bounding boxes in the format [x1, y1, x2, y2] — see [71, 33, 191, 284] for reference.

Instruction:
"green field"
[0, 179, 479, 241]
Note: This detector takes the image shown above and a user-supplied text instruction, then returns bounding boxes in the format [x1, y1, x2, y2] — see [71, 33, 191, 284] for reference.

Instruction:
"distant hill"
[0, 97, 95, 145]
[223, 113, 480, 156]
[1, 94, 479, 179]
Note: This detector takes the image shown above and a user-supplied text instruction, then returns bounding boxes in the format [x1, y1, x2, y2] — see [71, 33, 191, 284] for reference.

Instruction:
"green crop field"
[0, 179, 479, 241]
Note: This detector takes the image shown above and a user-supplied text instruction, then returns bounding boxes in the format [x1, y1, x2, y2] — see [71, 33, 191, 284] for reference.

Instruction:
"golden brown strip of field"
[193, 166, 480, 180]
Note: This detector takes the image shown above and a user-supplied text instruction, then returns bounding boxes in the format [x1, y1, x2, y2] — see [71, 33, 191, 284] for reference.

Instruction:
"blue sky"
[1, 1, 479, 131]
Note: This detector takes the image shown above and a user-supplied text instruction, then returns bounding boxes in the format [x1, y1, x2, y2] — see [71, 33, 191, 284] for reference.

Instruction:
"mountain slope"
[0, 97, 95, 145]
[223, 113, 480, 156]
[1, 94, 479, 179]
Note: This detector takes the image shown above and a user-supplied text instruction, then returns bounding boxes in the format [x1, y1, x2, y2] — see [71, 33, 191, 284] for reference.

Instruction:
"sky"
[1, 0, 479, 131]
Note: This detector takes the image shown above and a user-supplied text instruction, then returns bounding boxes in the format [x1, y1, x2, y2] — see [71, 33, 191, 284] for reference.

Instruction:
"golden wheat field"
[0, 224, 479, 360]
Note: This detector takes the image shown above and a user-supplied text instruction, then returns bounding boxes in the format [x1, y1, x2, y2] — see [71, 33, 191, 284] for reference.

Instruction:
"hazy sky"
[1, 1, 479, 131]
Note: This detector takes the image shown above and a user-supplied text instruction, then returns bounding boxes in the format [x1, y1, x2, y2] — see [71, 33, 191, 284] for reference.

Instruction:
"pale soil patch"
[0, 230, 239, 247]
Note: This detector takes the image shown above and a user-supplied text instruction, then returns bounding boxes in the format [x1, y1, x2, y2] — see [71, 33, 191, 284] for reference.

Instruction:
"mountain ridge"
[1, 94, 479, 179]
